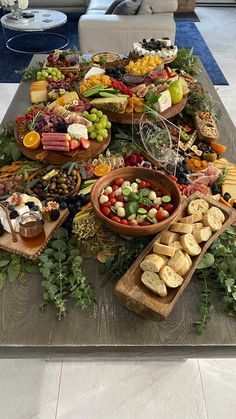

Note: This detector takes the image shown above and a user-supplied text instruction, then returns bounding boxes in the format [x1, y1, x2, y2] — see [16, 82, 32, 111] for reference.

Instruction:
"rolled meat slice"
[43, 145, 70, 151]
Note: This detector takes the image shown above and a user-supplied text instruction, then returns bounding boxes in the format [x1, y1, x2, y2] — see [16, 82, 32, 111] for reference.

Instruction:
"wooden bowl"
[90, 167, 181, 237]
[26, 167, 81, 200]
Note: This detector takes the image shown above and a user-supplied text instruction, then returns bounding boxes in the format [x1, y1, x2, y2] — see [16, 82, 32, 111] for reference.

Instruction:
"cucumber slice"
[129, 192, 139, 202]
[137, 208, 147, 215]
[110, 206, 117, 214]
[146, 216, 154, 224]
[122, 187, 131, 197]
[162, 195, 171, 203]
[139, 188, 150, 197]
[135, 178, 142, 183]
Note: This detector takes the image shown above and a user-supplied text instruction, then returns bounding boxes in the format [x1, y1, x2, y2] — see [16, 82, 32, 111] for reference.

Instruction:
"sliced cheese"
[141, 271, 167, 297]
[159, 266, 184, 288]
[222, 184, 236, 199]
[170, 222, 193, 234]
[180, 233, 202, 256]
[153, 242, 176, 257]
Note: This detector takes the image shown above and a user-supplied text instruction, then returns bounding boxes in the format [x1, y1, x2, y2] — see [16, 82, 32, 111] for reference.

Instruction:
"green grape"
[96, 110, 103, 118]
[105, 121, 111, 129]
[97, 129, 104, 137]
[95, 123, 103, 130]
[47, 67, 53, 73]
[90, 131, 97, 139]
[90, 114, 97, 122]
[96, 135, 103, 142]
[103, 129, 108, 139]
[42, 70, 48, 77]
[94, 116, 100, 123]
[37, 71, 42, 77]
[51, 71, 57, 77]
[91, 108, 97, 114]
[87, 125, 94, 133]
[83, 111, 89, 118]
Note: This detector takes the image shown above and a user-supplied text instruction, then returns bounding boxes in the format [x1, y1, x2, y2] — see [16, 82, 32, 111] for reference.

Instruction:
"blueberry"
[7, 204, 15, 210]
[31, 205, 39, 211]
[59, 201, 67, 209]
[75, 203, 81, 212]
[9, 210, 19, 219]
[50, 209, 60, 221]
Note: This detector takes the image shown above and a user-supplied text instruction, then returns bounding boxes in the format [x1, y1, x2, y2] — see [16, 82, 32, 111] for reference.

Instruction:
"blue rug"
[0, 13, 228, 85]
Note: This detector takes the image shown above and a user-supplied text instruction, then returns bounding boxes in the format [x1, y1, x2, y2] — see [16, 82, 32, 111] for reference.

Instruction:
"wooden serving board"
[14, 125, 111, 165]
[114, 192, 236, 321]
[0, 209, 69, 260]
[193, 112, 219, 143]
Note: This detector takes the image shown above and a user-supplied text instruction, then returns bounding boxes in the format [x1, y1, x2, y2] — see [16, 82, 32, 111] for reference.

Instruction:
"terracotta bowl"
[90, 167, 181, 237]
[26, 167, 81, 200]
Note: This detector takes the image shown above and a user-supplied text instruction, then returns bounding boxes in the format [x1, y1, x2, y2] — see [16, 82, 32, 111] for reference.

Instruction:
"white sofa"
[79, 0, 178, 55]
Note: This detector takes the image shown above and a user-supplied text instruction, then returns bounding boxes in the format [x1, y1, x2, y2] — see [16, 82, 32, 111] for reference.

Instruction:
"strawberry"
[80, 137, 91, 150]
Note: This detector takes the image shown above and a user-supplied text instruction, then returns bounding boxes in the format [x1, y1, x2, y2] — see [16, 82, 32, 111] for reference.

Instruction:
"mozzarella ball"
[117, 207, 125, 217]
[130, 182, 138, 192]
[148, 191, 157, 201]
[136, 215, 146, 224]
[128, 213, 136, 221]
[114, 187, 122, 196]
[99, 195, 109, 204]
[122, 181, 130, 188]
[153, 197, 162, 205]
[162, 210, 170, 218]
[104, 186, 113, 194]
[148, 208, 157, 218]
[114, 201, 124, 209]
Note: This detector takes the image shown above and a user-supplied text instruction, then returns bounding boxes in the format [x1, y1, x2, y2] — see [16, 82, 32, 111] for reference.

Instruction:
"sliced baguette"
[141, 271, 167, 297]
[159, 266, 184, 288]
[171, 240, 184, 250]
[208, 206, 225, 223]
[160, 231, 180, 245]
[180, 233, 202, 256]
[203, 213, 222, 231]
[167, 250, 186, 272]
[192, 222, 204, 233]
[179, 211, 203, 224]
[140, 254, 167, 273]
[153, 242, 176, 257]
[187, 199, 209, 215]
[170, 222, 193, 234]
[177, 252, 192, 276]
[193, 226, 212, 243]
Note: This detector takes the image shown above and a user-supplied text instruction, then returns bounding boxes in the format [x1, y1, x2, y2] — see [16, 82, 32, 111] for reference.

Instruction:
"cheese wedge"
[167, 250, 186, 272]
[141, 271, 167, 297]
[187, 199, 209, 215]
[193, 227, 212, 243]
[140, 254, 167, 273]
[30, 80, 48, 104]
[192, 222, 204, 233]
[159, 266, 184, 288]
[153, 242, 176, 257]
[203, 212, 222, 231]
[160, 231, 180, 245]
[171, 240, 184, 250]
[222, 183, 236, 199]
[179, 211, 203, 224]
[170, 222, 193, 234]
[180, 233, 202, 256]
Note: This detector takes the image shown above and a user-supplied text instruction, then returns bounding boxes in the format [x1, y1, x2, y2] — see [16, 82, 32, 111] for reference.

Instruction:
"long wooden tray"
[14, 125, 111, 165]
[114, 192, 236, 321]
[0, 209, 69, 260]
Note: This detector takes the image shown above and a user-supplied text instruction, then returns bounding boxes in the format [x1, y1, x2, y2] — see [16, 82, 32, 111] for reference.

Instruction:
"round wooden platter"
[102, 96, 188, 125]
[14, 125, 111, 165]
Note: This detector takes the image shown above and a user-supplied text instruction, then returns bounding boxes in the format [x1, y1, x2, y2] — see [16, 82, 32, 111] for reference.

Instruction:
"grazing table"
[0, 56, 236, 360]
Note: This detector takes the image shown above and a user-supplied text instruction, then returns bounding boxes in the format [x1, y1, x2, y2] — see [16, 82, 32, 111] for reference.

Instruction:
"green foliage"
[15, 64, 43, 81]
[110, 124, 142, 155]
[0, 251, 39, 288]
[194, 227, 236, 334]
[0, 123, 22, 167]
[38, 228, 95, 319]
[169, 48, 201, 75]
[185, 88, 215, 116]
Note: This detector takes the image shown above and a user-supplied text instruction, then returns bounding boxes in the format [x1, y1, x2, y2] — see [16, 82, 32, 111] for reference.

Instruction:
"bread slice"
[140, 254, 167, 273]
[153, 242, 176, 257]
[170, 222, 193, 234]
[193, 227, 212, 243]
[141, 271, 167, 297]
[167, 250, 186, 272]
[171, 240, 184, 250]
[177, 252, 192, 276]
[159, 266, 184, 288]
[192, 222, 204, 233]
[203, 213, 222, 231]
[179, 211, 203, 224]
[208, 206, 225, 223]
[187, 199, 209, 215]
[160, 231, 180, 245]
[180, 233, 202, 256]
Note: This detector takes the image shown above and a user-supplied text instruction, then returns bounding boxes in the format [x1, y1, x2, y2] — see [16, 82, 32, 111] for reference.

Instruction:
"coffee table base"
[6, 32, 69, 54]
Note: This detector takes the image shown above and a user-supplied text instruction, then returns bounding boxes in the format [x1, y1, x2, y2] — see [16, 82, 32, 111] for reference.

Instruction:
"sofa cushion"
[107, 0, 142, 15]
[87, 0, 114, 13]
[105, 0, 123, 14]
[138, 0, 178, 14]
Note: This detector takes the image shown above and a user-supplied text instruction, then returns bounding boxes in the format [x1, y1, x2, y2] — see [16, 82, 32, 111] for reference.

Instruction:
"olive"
[50, 182, 56, 190]
[64, 189, 69, 194]
[58, 189, 63, 193]
[72, 170, 77, 176]
[223, 192, 231, 202]
[59, 178, 65, 183]
[61, 184, 67, 190]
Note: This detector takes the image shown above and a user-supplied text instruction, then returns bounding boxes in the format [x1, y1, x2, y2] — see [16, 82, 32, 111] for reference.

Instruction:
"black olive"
[233, 202, 236, 209]
[223, 192, 231, 202]
[31, 205, 39, 211]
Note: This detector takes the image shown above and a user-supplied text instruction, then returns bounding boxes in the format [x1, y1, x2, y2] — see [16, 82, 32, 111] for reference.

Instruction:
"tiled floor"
[0, 6, 236, 419]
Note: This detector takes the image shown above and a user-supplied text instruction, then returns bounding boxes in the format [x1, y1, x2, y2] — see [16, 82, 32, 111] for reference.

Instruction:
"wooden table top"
[1, 56, 236, 359]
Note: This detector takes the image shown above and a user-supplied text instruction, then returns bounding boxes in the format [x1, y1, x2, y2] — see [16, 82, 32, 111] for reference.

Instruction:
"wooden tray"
[194, 112, 219, 143]
[86, 96, 188, 125]
[0, 209, 69, 260]
[14, 125, 111, 165]
[114, 192, 236, 321]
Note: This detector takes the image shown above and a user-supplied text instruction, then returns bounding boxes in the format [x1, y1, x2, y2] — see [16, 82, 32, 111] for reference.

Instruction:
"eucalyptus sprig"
[169, 48, 201, 76]
[0, 123, 22, 166]
[15, 64, 44, 81]
[38, 228, 95, 319]
[0, 251, 39, 290]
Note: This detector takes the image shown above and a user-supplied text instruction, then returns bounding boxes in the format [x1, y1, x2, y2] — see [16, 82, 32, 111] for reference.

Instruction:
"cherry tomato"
[138, 181, 147, 189]
[101, 207, 111, 217]
[115, 194, 125, 203]
[138, 203, 149, 210]
[108, 192, 115, 199]
[151, 204, 160, 210]
[168, 175, 177, 183]
[121, 219, 129, 225]
[178, 184, 185, 191]
[139, 220, 151, 226]
[102, 200, 111, 208]
[156, 209, 166, 222]
[112, 184, 119, 191]
[145, 182, 151, 188]
[128, 221, 137, 226]
[110, 197, 117, 205]
[156, 191, 163, 197]
[163, 203, 174, 214]
[111, 216, 121, 223]
[114, 178, 124, 186]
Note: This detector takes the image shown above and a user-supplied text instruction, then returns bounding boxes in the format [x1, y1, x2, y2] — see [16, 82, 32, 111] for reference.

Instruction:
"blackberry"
[50, 210, 60, 221]
[9, 210, 19, 219]
[25, 201, 35, 209]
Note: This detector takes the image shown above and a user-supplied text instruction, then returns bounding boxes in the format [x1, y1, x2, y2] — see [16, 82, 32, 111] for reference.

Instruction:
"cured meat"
[43, 145, 70, 151]
[149, 69, 169, 81]
[187, 164, 221, 186]
[65, 114, 92, 127]
[184, 183, 209, 197]
[42, 141, 69, 147]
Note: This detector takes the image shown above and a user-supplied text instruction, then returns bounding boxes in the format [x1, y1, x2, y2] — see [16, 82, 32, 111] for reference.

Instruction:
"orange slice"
[94, 164, 111, 177]
[23, 131, 41, 149]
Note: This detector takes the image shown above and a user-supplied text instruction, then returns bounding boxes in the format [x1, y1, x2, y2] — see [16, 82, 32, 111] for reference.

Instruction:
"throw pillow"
[112, 0, 142, 15]
[105, 0, 123, 14]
